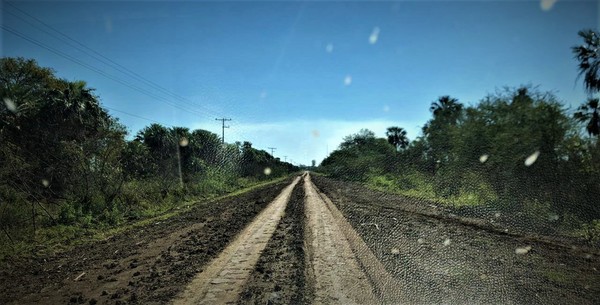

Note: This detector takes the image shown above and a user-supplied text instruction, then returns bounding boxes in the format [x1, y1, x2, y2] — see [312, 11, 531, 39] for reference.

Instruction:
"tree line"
[0, 57, 297, 242]
[320, 30, 600, 239]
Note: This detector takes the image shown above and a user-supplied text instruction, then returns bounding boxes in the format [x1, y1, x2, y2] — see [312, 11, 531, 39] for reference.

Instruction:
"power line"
[4, 2, 216, 116]
[104, 106, 172, 127]
[215, 118, 232, 144]
[1, 24, 208, 117]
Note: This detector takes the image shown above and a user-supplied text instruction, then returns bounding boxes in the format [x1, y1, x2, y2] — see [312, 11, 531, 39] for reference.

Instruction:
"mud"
[237, 176, 309, 305]
[3, 173, 598, 305]
[0, 178, 294, 305]
[173, 177, 300, 305]
[311, 175, 600, 305]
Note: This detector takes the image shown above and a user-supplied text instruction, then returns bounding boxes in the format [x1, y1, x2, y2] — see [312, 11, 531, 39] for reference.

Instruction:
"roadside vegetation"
[319, 30, 600, 245]
[0, 57, 298, 259]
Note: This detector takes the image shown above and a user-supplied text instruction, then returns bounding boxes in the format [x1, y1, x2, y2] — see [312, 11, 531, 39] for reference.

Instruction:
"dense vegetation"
[320, 30, 600, 242]
[0, 57, 297, 252]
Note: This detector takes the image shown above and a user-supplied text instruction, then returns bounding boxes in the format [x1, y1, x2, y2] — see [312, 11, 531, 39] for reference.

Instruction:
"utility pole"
[215, 118, 232, 144]
[283, 156, 287, 162]
[268, 147, 276, 157]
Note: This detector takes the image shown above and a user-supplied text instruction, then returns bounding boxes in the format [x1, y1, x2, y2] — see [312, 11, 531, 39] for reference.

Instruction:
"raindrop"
[548, 214, 559, 221]
[524, 151, 540, 166]
[540, 0, 558, 11]
[443, 238, 451, 246]
[515, 246, 532, 255]
[325, 43, 334, 53]
[344, 75, 352, 86]
[494, 212, 501, 218]
[311, 130, 320, 138]
[179, 137, 189, 147]
[259, 90, 268, 99]
[264, 167, 272, 175]
[383, 105, 390, 112]
[369, 27, 380, 44]
[417, 238, 425, 244]
[3, 98, 16, 113]
[391, 247, 400, 254]
[479, 154, 489, 163]
[42, 179, 49, 187]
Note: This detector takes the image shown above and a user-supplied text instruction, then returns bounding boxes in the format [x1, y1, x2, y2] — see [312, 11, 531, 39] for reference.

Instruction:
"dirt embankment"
[311, 175, 600, 305]
[237, 176, 309, 305]
[0, 178, 294, 305]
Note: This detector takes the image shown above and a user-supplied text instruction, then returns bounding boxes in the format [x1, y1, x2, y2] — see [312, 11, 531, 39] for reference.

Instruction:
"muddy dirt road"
[2, 172, 599, 304]
[172, 176, 300, 304]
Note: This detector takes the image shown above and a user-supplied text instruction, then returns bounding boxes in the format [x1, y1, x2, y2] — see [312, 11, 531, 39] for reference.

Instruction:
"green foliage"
[579, 219, 600, 244]
[321, 130, 395, 181]
[0, 57, 298, 253]
[321, 85, 600, 238]
[572, 29, 600, 94]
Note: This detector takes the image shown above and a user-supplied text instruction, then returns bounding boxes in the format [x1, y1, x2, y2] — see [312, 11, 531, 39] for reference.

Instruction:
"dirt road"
[172, 176, 300, 304]
[2, 173, 598, 304]
[0, 178, 295, 305]
[311, 174, 600, 305]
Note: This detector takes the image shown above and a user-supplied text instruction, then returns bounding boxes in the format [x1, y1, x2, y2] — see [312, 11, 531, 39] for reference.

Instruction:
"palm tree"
[386, 126, 409, 150]
[573, 29, 600, 93]
[429, 95, 463, 124]
[574, 98, 600, 137]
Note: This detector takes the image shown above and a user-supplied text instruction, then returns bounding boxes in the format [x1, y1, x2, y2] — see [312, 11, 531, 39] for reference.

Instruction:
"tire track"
[304, 174, 385, 305]
[172, 176, 301, 305]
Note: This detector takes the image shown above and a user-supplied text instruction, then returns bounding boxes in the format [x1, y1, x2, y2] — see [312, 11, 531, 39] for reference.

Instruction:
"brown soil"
[237, 175, 309, 305]
[172, 176, 301, 304]
[3, 173, 598, 305]
[0, 177, 295, 305]
[311, 174, 600, 305]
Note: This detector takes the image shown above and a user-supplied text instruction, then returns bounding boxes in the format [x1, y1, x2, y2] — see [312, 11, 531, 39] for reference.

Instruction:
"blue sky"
[1, 0, 598, 165]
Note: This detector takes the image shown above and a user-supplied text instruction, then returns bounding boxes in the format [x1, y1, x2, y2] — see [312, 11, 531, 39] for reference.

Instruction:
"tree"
[429, 95, 463, 123]
[572, 29, 600, 93]
[0, 57, 127, 231]
[574, 98, 600, 136]
[339, 129, 376, 149]
[386, 126, 409, 150]
[423, 96, 464, 166]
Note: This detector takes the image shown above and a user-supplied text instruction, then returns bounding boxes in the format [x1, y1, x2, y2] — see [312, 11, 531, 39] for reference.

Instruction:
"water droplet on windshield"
[443, 238, 451, 246]
[179, 137, 189, 147]
[325, 43, 334, 53]
[391, 247, 400, 254]
[3, 98, 16, 113]
[383, 105, 390, 112]
[417, 238, 425, 244]
[515, 246, 532, 254]
[369, 27, 380, 44]
[479, 154, 489, 163]
[540, 0, 558, 11]
[344, 75, 352, 86]
[312, 130, 320, 138]
[264, 167, 272, 175]
[524, 151, 540, 166]
[42, 179, 49, 187]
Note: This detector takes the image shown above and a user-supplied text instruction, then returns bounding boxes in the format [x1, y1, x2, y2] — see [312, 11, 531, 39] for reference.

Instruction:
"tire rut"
[172, 176, 301, 305]
[303, 173, 383, 305]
